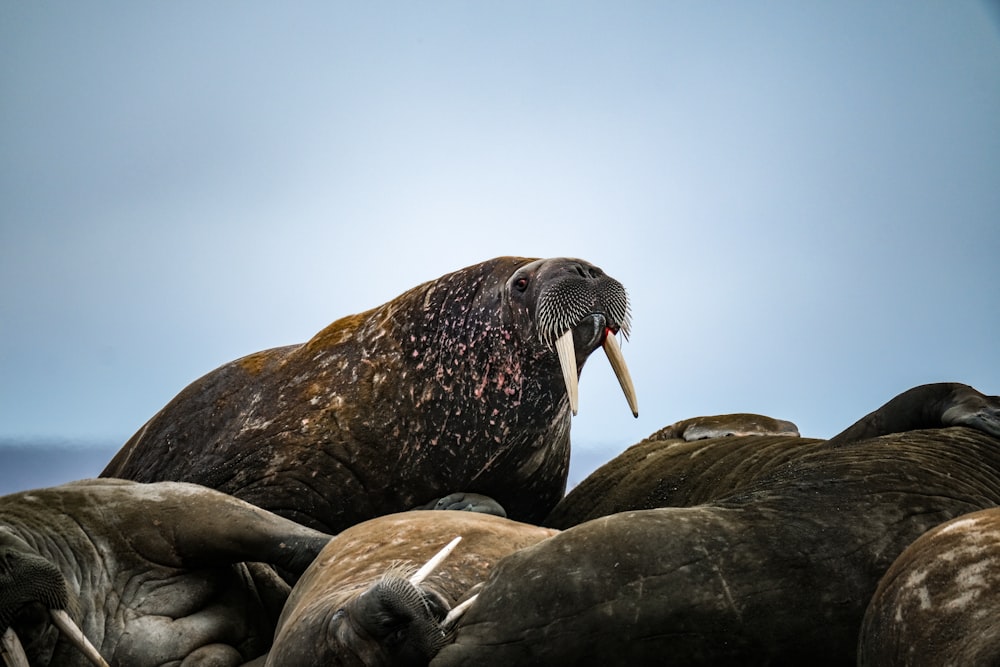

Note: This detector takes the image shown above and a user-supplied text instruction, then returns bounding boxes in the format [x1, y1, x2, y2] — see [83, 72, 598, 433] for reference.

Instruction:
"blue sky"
[2, 3, 998, 475]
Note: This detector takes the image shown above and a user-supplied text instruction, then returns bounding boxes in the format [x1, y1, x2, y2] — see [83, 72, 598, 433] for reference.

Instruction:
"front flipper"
[416, 493, 507, 517]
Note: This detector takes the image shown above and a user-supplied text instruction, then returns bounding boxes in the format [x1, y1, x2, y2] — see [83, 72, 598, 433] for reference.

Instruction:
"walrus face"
[306, 537, 468, 667]
[504, 258, 637, 417]
[0, 528, 108, 667]
[326, 576, 449, 666]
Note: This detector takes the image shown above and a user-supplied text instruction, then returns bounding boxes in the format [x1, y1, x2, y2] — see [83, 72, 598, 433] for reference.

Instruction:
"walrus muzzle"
[0, 545, 109, 667]
[536, 273, 637, 418]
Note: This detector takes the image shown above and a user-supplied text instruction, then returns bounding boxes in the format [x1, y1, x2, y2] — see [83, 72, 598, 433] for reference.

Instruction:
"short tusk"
[441, 593, 479, 632]
[49, 610, 110, 667]
[1, 628, 29, 667]
[603, 332, 638, 417]
[555, 330, 579, 416]
[410, 536, 462, 587]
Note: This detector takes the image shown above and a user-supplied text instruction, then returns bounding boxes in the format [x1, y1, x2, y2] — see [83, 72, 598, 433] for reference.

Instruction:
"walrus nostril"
[569, 264, 603, 280]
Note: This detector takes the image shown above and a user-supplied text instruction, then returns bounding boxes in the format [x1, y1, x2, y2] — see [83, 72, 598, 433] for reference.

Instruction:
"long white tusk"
[410, 536, 462, 587]
[1, 628, 29, 667]
[555, 330, 579, 416]
[49, 610, 110, 667]
[603, 332, 638, 417]
[441, 593, 479, 632]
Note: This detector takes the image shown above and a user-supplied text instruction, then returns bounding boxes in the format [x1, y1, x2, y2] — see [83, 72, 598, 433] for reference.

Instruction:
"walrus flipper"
[417, 493, 507, 518]
[826, 382, 1000, 446]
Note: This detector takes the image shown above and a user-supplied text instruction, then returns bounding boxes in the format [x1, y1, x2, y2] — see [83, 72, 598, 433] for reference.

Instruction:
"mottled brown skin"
[859, 508, 1000, 667]
[0, 479, 330, 667]
[434, 383, 1000, 666]
[266, 511, 557, 666]
[102, 257, 631, 533]
[546, 415, 816, 528]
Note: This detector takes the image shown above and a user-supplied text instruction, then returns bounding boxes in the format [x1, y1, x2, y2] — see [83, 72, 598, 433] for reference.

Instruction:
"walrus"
[545, 412, 815, 527]
[0, 479, 330, 667]
[431, 383, 1000, 665]
[101, 257, 637, 533]
[547, 382, 999, 529]
[261, 510, 557, 666]
[858, 507, 1000, 667]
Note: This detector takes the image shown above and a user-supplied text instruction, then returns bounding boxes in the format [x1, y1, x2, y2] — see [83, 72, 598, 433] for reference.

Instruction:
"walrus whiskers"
[410, 536, 462, 587]
[48, 609, 111, 667]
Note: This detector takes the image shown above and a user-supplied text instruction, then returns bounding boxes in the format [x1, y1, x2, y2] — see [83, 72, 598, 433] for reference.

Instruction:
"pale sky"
[2, 3, 998, 472]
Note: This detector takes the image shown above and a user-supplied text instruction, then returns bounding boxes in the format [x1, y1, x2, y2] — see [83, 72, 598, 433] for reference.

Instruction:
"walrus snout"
[318, 536, 470, 666]
[530, 258, 637, 418]
[0, 535, 110, 667]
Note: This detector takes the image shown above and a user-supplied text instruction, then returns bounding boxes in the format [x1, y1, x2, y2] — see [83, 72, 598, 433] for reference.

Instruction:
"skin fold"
[0, 479, 330, 667]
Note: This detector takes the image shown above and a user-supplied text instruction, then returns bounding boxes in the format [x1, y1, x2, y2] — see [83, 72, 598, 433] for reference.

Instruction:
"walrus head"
[280, 538, 471, 667]
[503, 258, 637, 417]
[0, 528, 110, 667]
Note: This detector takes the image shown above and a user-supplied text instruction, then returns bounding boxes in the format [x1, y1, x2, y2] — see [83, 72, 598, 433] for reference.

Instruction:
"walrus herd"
[2, 256, 998, 667]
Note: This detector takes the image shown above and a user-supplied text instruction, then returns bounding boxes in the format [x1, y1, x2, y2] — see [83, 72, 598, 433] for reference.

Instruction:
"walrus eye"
[514, 277, 529, 292]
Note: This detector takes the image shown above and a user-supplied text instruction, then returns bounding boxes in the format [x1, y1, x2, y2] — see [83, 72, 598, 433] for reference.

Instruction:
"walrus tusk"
[441, 593, 478, 632]
[555, 330, 579, 416]
[1, 628, 30, 667]
[410, 536, 462, 587]
[603, 332, 638, 418]
[49, 610, 111, 667]
[2, 628, 29, 667]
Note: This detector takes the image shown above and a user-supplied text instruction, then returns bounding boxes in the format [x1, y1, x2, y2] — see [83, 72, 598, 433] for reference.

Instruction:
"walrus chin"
[553, 316, 638, 419]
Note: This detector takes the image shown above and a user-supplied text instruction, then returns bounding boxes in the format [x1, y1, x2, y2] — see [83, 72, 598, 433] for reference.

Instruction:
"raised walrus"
[262, 511, 557, 666]
[0, 479, 330, 667]
[102, 257, 637, 533]
[432, 382, 1000, 666]
[858, 507, 1000, 667]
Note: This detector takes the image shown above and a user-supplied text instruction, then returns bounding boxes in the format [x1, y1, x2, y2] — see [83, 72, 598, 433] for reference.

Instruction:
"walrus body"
[0, 479, 330, 667]
[102, 257, 635, 532]
[546, 413, 815, 528]
[267, 511, 557, 666]
[859, 507, 1000, 667]
[433, 383, 1000, 666]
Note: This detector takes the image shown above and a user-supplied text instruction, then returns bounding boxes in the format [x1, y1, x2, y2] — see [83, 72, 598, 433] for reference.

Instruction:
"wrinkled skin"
[0, 479, 330, 667]
[103, 256, 633, 533]
[859, 507, 1000, 667]
[434, 383, 1000, 666]
[266, 511, 556, 666]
